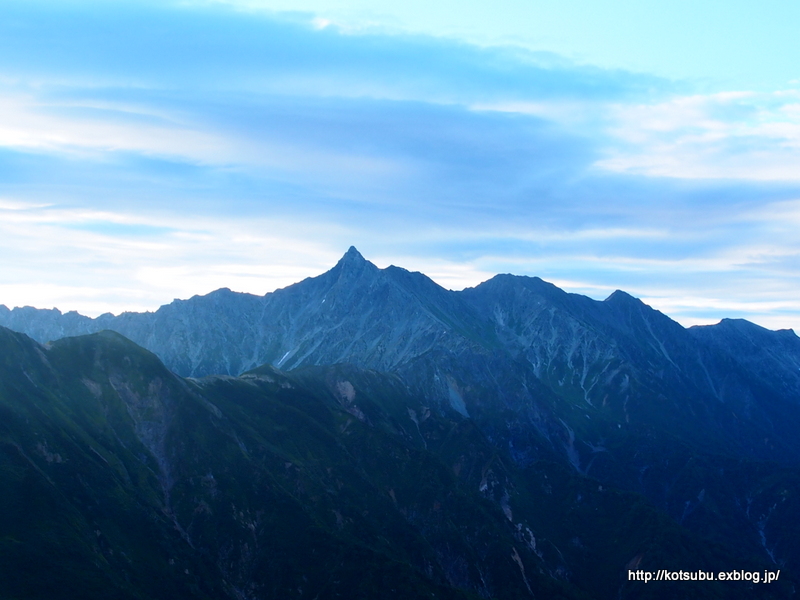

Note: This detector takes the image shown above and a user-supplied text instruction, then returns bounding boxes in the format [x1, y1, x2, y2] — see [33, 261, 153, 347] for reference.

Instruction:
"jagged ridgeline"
[1, 248, 800, 599]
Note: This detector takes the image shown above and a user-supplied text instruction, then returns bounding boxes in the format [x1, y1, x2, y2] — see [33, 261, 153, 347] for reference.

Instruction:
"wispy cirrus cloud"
[0, 1, 798, 332]
[598, 90, 800, 180]
[0, 198, 345, 314]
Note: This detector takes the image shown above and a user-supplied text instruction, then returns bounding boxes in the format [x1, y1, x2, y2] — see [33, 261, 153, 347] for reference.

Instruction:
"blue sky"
[1, 0, 799, 331]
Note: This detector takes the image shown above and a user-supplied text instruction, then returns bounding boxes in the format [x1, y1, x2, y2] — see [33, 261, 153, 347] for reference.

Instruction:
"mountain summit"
[2, 249, 800, 592]
[2, 247, 799, 459]
[339, 245, 367, 264]
[327, 245, 380, 285]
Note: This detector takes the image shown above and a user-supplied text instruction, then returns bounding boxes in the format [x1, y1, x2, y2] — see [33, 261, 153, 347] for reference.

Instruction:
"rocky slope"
[2, 247, 800, 582]
[0, 326, 790, 599]
[3, 248, 799, 462]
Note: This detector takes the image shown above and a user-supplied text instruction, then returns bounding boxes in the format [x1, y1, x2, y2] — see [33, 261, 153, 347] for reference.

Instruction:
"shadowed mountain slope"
[2, 248, 800, 581]
[1, 326, 792, 599]
[5, 248, 797, 467]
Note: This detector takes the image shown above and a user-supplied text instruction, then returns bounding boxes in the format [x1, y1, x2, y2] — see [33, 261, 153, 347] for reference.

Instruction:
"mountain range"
[1, 247, 799, 598]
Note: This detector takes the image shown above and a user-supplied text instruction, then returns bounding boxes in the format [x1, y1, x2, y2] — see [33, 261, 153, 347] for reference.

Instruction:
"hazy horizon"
[1, 245, 796, 336]
[1, 1, 799, 331]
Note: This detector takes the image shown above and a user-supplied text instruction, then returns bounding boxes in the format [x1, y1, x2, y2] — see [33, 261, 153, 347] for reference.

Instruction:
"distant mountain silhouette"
[2, 247, 800, 594]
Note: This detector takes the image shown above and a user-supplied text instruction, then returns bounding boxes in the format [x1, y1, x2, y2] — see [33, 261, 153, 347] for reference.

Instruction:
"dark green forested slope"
[0, 327, 793, 599]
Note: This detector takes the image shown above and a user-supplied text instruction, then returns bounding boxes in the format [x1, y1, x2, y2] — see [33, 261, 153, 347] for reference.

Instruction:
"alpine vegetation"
[1, 249, 798, 599]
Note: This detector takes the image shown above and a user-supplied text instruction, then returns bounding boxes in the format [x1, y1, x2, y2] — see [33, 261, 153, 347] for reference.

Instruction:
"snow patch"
[446, 378, 469, 418]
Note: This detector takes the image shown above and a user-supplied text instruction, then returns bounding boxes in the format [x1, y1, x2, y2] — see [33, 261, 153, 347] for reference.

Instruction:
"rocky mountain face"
[2, 247, 800, 594]
[0, 247, 490, 377]
[0, 327, 791, 599]
[3, 248, 799, 461]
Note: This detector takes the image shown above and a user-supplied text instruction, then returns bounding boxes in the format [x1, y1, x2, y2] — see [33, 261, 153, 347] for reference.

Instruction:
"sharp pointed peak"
[331, 246, 378, 276]
[604, 289, 638, 303]
[341, 246, 365, 262]
[334, 246, 368, 268]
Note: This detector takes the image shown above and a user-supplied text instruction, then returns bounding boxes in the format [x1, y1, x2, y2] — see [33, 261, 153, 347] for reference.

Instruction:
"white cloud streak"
[0, 4, 798, 332]
[0, 201, 345, 315]
[597, 90, 800, 180]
